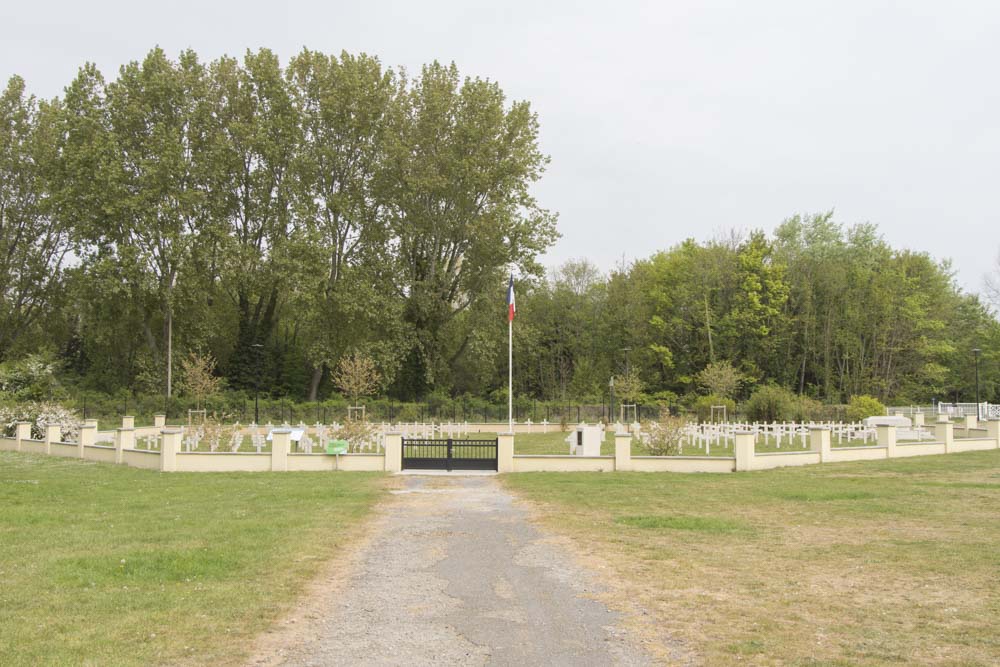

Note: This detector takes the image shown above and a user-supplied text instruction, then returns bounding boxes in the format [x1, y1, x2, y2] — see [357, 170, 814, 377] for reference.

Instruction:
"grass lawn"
[504, 450, 1000, 665]
[0, 452, 385, 666]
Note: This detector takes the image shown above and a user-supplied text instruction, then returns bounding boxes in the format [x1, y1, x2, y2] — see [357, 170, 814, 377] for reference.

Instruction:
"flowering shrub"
[0, 402, 82, 440]
[640, 411, 686, 456]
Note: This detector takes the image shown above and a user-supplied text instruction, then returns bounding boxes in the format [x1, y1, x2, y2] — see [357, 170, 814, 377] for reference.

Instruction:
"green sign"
[326, 440, 349, 456]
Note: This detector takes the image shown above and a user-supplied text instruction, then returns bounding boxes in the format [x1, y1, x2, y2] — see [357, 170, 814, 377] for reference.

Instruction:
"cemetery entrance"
[401, 437, 498, 471]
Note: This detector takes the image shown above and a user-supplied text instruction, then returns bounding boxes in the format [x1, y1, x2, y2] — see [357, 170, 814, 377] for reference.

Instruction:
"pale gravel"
[248, 475, 654, 666]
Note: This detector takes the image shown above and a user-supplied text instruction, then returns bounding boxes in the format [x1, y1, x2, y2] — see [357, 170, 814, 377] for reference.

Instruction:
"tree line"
[516, 215, 998, 409]
[0, 47, 555, 402]
[1, 48, 995, 410]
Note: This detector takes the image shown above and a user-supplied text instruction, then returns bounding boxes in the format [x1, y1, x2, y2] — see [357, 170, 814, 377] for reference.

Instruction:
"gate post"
[933, 419, 954, 453]
[614, 431, 632, 472]
[876, 425, 896, 458]
[78, 423, 96, 458]
[734, 431, 755, 472]
[160, 429, 181, 472]
[115, 427, 135, 464]
[986, 419, 1000, 448]
[497, 432, 514, 473]
[384, 432, 402, 472]
[14, 421, 31, 452]
[44, 424, 61, 456]
[811, 427, 833, 462]
[271, 428, 290, 472]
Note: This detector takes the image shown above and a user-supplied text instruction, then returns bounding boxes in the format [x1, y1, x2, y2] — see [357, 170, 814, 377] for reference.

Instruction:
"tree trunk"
[166, 306, 173, 398]
[307, 364, 324, 402]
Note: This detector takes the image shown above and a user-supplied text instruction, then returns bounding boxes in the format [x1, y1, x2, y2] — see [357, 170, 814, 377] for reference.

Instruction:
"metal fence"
[887, 403, 994, 419]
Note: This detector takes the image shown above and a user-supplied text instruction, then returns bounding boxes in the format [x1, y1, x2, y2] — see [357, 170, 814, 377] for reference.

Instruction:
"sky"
[3, 0, 998, 293]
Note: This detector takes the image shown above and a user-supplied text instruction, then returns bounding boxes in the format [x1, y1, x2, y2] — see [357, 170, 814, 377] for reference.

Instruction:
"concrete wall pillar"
[986, 419, 1000, 448]
[734, 431, 755, 472]
[115, 428, 135, 464]
[913, 413, 925, 427]
[84, 419, 99, 429]
[78, 424, 96, 458]
[121, 416, 135, 430]
[270, 429, 291, 472]
[383, 432, 402, 472]
[160, 429, 181, 472]
[497, 432, 514, 473]
[44, 424, 61, 455]
[934, 420, 954, 453]
[614, 432, 632, 472]
[876, 425, 897, 458]
[153, 414, 166, 428]
[963, 415, 977, 431]
[14, 422, 31, 452]
[810, 427, 833, 463]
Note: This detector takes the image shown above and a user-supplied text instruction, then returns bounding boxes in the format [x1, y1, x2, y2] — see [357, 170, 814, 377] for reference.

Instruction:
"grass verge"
[503, 450, 1000, 665]
[0, 451, 385, 666]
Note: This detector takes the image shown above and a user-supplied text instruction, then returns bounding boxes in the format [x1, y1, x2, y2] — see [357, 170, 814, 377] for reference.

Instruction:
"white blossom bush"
[0, 402, 83, 441]
[639, 412, 686, 456]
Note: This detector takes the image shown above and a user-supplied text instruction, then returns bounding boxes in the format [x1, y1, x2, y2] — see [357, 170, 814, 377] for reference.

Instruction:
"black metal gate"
[402, 437, 498, 471]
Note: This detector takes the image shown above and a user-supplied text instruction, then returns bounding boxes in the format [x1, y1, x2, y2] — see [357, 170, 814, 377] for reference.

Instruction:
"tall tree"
[0, 77, 71, 359]
[100, 49, 211, 397]
[202, 49, 301, 390]
[286, 50, 400, 399]
[387, 62, 558, 397]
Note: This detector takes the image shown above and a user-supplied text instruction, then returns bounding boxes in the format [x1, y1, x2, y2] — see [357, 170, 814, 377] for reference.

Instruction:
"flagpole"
[508, 318, 513, 432]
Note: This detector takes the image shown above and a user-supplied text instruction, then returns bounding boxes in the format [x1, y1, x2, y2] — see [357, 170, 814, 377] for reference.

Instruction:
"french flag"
[507, 274, 516, 322]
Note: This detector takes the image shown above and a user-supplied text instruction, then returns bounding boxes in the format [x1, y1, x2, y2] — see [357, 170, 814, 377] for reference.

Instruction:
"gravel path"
[249, 475, 652, 666]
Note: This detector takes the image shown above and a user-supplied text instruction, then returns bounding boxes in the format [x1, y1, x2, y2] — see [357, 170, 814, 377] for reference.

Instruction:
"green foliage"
[691, 394, 736, 422]
[744, 385, 797, 422]
[695, 360, 742, 399]
[847, 394, 887, 421]
[0, 354, 61, 401]
[2, 54, 999, 411]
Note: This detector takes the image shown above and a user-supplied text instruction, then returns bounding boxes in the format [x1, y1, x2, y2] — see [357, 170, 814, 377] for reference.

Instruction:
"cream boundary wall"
[513, 455, 615, 472]
[631, 456, 735, 473]
[752, 450, 821, 470]
[84, 445, 116, 463]
[174, 453, 271, 472]
[3, 421, 998, 474]
[49, 443, 79, 458]
[122, 449, 162, 470]
[949, 438, 997, 453]
[287, 453, 386, 472]
[825, 446, 887, 463]
[894, 443, 947, 457]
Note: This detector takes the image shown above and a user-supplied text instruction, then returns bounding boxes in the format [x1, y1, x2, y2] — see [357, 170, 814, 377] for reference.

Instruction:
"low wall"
[950, 438, 997, 453]
[174, 453, 272, 472]
[49, 442, 79, 458]
[513, 455, 615, 472]
[287, 453, 385, 472]
[752, 450, 821, 470]
[894, 442, 947, 457]
[21, 440, 46, 455]
[825, 446, 888, 463]
[6, 422, 998, 476]
[122, 449, 162, 470]
[83, 445, 116, 463]
[631, 456, 735, 473]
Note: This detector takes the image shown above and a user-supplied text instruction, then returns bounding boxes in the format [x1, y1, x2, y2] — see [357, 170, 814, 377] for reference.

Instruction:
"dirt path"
[248, 475, 653, 666]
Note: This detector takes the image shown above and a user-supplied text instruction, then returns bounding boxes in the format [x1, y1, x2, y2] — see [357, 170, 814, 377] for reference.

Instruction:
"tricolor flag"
[507, 274, 516, 322]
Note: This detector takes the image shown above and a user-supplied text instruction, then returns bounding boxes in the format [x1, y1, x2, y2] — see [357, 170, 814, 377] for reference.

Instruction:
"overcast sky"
[3, 1, 998, 293]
